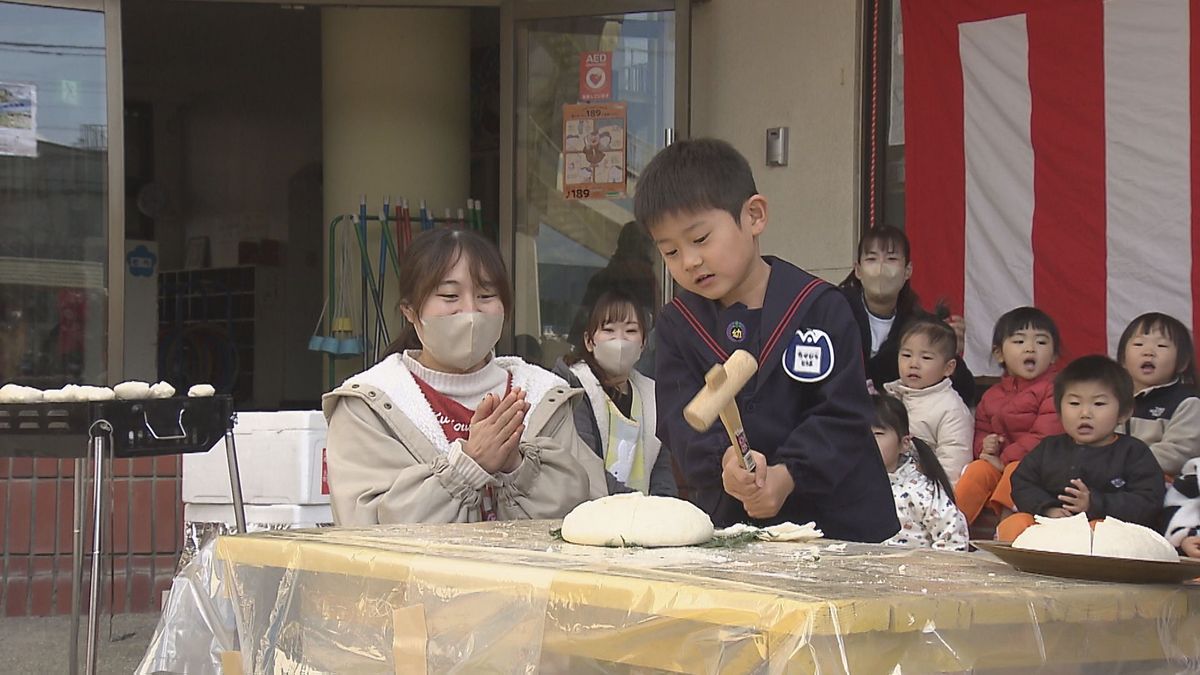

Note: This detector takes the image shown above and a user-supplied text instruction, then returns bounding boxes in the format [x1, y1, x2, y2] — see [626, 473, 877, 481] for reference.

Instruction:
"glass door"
[0, 0, 121, 386]
[503, 0, 688, 371]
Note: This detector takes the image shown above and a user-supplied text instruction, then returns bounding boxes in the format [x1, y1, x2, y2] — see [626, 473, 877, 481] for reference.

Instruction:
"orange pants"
[996, 512, 1036, 541]
[998, 512, 1102, 542]
[955, 459, 1020, 525]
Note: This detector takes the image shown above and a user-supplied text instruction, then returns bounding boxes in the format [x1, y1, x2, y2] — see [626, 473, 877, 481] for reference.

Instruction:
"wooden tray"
[974, 540, 1200, 584]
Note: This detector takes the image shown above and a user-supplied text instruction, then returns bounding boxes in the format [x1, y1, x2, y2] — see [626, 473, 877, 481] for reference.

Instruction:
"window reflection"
[0, 2, 108, 386]
[514, 12, 672, 373]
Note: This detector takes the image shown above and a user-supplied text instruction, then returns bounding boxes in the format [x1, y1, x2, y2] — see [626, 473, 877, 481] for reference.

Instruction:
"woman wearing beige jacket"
[323, 229, 607, 525]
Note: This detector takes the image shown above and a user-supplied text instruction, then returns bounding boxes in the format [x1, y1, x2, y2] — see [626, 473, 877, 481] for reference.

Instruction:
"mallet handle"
[719, 400, 756, 472]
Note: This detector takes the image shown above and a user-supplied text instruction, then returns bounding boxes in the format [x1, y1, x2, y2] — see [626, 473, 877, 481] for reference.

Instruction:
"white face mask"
[858, 261, 907, 302]
[419, 312, 504, 371]
[592, 338, 642, 377]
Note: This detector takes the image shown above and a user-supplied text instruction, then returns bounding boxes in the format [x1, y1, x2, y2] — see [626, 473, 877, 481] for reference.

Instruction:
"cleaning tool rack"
[313, 195, 490, 388]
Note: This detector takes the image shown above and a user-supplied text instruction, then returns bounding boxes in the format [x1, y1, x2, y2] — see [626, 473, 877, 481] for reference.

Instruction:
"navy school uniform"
[655, 256, 901, 542]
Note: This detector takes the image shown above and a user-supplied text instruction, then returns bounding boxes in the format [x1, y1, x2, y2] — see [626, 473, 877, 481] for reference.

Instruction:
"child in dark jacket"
[1001, 356, 1166, 541]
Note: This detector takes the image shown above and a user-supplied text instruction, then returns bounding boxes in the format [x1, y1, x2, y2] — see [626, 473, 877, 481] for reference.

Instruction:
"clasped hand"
[1042, 479, 1091, 517]
[463, 388, 528, 474]
[980, 434, 1006, 471]
[721, 446, 795, 519]
[1058, 478, 1091, 515]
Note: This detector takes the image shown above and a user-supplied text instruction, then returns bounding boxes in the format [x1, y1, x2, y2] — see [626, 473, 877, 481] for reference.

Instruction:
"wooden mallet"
[683, 350, 759, 472]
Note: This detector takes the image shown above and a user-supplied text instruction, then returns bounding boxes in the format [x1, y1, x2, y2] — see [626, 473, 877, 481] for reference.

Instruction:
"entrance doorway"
[503, 0, 690, 370]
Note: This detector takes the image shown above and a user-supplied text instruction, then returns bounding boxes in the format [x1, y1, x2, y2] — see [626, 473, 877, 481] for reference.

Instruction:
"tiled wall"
[1, 457, 183, 616]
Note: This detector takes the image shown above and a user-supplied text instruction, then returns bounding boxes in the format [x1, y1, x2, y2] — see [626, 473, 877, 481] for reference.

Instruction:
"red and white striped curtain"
[902, 0, 1200, 374]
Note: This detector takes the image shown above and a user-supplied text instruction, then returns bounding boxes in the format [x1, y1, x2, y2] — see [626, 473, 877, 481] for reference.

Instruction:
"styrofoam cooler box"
[184, 503, 333, 529]
[183, 410, 329, 505]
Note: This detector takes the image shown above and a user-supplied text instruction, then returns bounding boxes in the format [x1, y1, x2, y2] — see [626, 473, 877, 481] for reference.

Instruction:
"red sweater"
[973, 368, 1064, 465]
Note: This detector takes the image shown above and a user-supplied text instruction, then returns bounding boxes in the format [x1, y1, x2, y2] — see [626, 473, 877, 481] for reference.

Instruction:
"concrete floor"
[0, 612, 160, 674]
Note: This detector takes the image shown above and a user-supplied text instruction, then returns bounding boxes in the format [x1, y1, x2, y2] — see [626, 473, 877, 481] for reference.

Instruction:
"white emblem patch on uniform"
[783, 328, 835, 382]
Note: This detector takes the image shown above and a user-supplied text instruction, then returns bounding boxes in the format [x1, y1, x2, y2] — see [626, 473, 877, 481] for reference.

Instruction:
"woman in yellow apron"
[555, 290, 677, 496]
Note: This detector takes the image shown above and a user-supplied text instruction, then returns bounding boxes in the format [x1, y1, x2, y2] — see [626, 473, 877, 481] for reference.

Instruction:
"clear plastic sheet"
[135, 534, 239, 675]
[159, 521, 1200, 673]
[138, 520, 332, 674]
[179, 520, 330, 572]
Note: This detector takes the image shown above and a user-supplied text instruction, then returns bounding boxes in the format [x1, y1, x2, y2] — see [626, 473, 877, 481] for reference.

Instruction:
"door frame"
[498, 0, 689, 349]
[5, 0, 101, 8]
[3, 0, 125, 379]
[105, 0, 125, 381]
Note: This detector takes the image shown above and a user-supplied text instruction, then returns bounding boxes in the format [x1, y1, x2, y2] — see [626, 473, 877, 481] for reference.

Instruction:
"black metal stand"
[1, 396, 239, 675]
[84, 421, 110, 674]
[224, 420, 247, 535]
[68, 457, 84, 675]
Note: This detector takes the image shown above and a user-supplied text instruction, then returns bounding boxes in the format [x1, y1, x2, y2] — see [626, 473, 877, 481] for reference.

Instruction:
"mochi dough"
[150, 381, 176, 399]
[561, 493, 714, 547]
[1012, 512, 1092, 555]
[1013, 513, 1179, 562]
[713, 523, 758, 538]
[77, 386, 114, 401]
[45, 384, 81, 403]
[761, 521, 824, 542]
[0, 384, 43, 403]
[42, 387, 72, 403]
[1091, 517, 1178, 562]
[114, 381, 152, 400]
[188, 384, 215, 398]
[712, 521, 824, 542]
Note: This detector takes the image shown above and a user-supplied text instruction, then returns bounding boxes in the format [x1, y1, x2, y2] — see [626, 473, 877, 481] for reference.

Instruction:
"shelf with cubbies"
[157, 267, 254, 404]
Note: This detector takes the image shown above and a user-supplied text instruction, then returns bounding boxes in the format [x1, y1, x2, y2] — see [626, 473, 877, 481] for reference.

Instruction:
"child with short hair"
[883, 318, 973, 486]
[1001, 356, 1166, 540]
[956, 307, 1064, 526]
[635, 138, 899, 542]
[1116, 312, 1200, 476]
[872, 394, 969, 551]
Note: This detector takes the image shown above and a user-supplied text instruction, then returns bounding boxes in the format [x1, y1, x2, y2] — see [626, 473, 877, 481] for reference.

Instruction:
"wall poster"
[0, 82, 37, 157]
[562, 102, 626, 200]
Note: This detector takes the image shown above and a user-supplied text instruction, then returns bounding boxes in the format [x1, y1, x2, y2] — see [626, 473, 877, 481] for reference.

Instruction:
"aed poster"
[579, 51, 613, 101]
[0, 82, 37, 158]
[562, 102, 627, 201]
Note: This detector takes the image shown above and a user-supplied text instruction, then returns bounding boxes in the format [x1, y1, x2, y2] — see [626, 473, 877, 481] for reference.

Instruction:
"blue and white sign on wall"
[127, 244, 157, 278]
